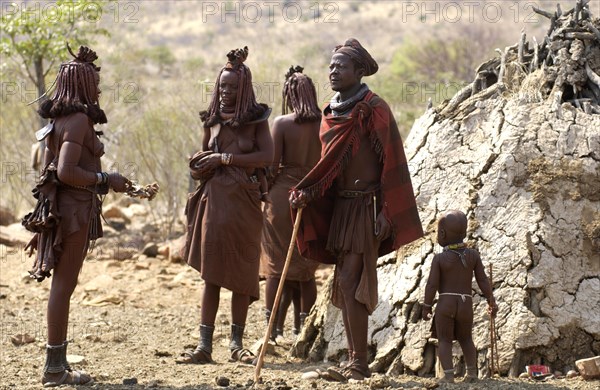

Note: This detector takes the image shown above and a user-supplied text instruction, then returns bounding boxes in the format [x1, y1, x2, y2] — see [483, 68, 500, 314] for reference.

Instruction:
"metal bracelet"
[221, 153, 233, 165]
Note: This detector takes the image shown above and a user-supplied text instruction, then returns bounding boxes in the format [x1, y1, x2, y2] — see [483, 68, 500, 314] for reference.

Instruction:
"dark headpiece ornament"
[200, 46, 268, 128]
[285, 65, 304, 81]
[282, 64, 320, 123]
[333, 38, 379, 76]
[225, 46, 248, 69]
[37, 42, 106, 124]
[66, 42, 101, 71]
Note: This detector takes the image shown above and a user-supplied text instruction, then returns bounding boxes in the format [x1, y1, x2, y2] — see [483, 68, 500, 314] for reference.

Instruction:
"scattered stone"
[134, 262, 150, 270]
[83, 274, 115, 292]
[169, 236, 186, 263]
[113, 333, 127, 343]
[122, 377, 138, 385]
[114, 247, 136, 261]
[116, 196, 136, 208]
[107, 219, 127, 231]
[519, 372, 529, 379]
[154, 350, 171, 357]
[104, 260, 123, 268]
[81, 294, 123, 307]
[147, 380, 159, 388]
[125, 203, 148, 217]
[142, 242, 159, 257]
[0, 223, 32, 246]
[103, 204, 131, 222]
[84, 334, 101, 342]
[250, 339, 275, 356]
[215, 376, 230, 386]
[20, 272, 32, 283]
[66, 354, 86, 365]
[566, 369, 578, 378]
[10, 333, 35, 346]
[575, 356, 600, 379]
[554, 370, 563, 378]
[157, 244, 170, 257]
[169, 254, 183, 263]
[369, 374, 390, 388]
[301, 371, 319, 380]
[0, 205, 15, 225]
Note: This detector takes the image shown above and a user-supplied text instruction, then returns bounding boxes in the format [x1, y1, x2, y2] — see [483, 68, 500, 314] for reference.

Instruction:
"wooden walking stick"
[254, 207, 304, 384]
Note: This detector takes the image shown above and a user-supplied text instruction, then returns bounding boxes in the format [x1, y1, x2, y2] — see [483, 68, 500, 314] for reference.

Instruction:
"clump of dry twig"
[436, 0, 600, 120]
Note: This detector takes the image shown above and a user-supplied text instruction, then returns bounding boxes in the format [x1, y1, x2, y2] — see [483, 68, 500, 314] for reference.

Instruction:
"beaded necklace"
[443, 242, 467, 268]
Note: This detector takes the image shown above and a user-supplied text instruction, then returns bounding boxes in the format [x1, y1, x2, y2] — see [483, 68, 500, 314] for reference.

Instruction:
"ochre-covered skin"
[422, 210, 498, 382]
[26, 45, 128, 387]
[260, 68, 322, 333]
[181, 46, 272, 364]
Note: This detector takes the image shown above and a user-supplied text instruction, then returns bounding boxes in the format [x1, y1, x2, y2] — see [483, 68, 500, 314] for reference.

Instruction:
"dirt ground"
[1, 235, 598, 390]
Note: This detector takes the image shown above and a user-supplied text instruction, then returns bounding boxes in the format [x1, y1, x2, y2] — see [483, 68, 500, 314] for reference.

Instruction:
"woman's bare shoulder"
[58, 112, 90, 128]
[59, 113, 92, 143]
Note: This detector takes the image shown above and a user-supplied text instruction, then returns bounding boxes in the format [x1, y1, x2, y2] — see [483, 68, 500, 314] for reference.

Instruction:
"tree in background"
[1, 0, 109, 129]
[385, 23, 502, 134]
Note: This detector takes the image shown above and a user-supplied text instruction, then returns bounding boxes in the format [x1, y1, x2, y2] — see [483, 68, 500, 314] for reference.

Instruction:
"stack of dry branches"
[437, 0, 600, 120]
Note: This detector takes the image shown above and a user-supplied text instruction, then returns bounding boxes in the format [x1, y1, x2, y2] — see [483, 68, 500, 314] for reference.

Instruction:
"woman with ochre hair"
[26, 44, 129, 387]
[178, 46, 273, 365]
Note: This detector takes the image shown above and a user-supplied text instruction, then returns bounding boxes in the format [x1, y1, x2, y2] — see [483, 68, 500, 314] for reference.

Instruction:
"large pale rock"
[294, 94, 600, 377]
[294, 9, 600, 374]
[575, 356, 600, 379]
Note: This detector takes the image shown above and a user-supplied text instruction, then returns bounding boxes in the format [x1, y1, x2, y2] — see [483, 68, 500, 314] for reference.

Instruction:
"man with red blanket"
[290, 38, 423, 381]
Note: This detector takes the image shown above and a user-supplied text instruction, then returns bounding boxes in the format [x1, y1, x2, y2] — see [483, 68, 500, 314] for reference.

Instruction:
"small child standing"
[422, 210, 498, 383]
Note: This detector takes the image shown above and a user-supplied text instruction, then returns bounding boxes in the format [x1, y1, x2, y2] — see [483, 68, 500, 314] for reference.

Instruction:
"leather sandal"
[327, 361, 371, 382]
[175, 348, 213, 364]
[42, 370, 93, 387]
[229, 348, 255, 365]
[342, 365, 370, 381]
[326, 366, 348, 383]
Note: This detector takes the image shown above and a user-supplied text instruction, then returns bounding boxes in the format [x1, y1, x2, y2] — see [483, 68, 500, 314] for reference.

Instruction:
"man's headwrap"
[333, 38, 379, 76]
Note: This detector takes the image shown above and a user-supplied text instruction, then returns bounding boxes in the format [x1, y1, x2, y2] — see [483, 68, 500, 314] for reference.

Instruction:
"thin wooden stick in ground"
[489, 264, 495, 376]
[530, 36, 539, 73]
[489, 264, 499, 376]
[491, 316, 499, 375]
[518, 30, 526, 64]
[254, 207, 304, 384]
